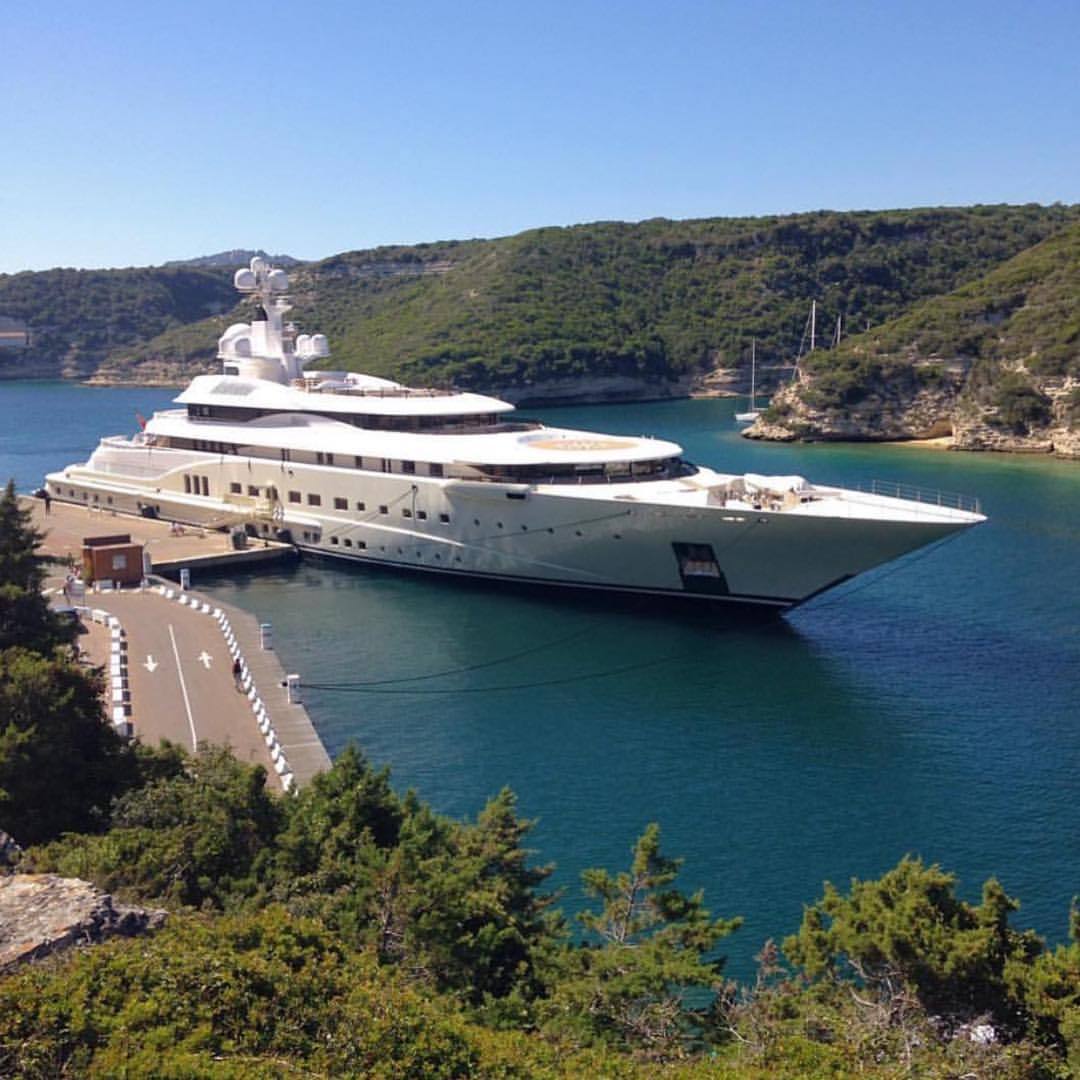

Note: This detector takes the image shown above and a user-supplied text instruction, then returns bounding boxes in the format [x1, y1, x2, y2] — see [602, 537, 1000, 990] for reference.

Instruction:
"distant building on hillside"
[0, 316, 29, 348]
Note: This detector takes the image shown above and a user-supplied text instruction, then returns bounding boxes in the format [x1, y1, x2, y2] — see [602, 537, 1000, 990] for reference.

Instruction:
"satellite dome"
[233, 268, 256, 291]
[268, 269, 289, 291]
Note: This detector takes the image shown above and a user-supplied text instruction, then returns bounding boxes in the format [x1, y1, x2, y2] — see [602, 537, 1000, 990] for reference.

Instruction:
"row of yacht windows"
[225, 479, 452, 524]
[163, 435, 687, 485]
[186, 403, 526, 433]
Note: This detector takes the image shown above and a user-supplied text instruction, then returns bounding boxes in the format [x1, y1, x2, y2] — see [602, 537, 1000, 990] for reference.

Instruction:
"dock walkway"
[25, 497, 295, 580]
[25, 496, 330, 789]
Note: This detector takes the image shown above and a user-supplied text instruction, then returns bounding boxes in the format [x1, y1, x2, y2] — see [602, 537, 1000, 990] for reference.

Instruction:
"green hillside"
[100, 204, 1080, 392]
[765, 220, 1080, 443]
[0, 265, 238, 378]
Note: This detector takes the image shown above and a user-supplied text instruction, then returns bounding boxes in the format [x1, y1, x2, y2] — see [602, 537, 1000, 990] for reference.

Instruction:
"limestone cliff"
[744, 364, 1080, 459]
[0, 874, 166, 972]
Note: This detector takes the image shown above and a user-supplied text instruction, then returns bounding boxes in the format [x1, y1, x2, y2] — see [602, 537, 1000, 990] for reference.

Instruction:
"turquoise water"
[3, 382, 1078, 978]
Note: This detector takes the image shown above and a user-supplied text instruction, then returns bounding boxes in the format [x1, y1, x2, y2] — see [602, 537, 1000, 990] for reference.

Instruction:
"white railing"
[853, 479, 980, 514]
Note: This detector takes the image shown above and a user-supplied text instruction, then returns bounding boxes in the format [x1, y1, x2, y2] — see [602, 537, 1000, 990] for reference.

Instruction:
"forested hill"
[747, 220, 1080, 456]
[2, 205, 1078, 400]
[0, 266, 238, 380]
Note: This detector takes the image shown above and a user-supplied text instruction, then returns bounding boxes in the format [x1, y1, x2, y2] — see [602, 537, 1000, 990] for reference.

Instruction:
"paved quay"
[27, 497, 330, 789]
[24, 497, 295, 579]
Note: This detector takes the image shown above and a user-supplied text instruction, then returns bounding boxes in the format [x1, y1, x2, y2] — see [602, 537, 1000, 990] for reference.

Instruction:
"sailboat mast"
[750, 338, 756, 405]
[810, 300, 817, 352]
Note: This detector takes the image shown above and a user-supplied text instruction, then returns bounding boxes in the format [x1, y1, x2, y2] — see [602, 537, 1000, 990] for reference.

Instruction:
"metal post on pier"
[286, 674, 302, 704]
[260, 622, 273, 650]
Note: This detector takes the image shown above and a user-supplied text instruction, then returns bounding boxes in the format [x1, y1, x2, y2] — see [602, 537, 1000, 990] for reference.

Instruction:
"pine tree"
[0, 478, 71, 652]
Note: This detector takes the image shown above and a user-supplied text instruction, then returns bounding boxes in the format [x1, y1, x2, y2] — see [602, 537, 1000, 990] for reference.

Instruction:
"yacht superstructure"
[48, 258, 984, 611]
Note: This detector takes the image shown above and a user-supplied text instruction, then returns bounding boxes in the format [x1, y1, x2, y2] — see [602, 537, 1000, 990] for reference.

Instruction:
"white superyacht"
[48, 258, 984, 611]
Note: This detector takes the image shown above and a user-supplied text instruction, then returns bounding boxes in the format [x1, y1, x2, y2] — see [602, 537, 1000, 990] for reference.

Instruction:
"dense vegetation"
[2, 485, 1079, 1076]
[0, 266, 238, 378]
[789, 220, 1080, 431]
[7, 204, 1077, 395]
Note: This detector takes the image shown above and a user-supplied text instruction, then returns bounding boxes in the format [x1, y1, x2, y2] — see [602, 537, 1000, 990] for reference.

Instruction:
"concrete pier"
[27, 496, 330, 789]
[24, 497, 296, 578]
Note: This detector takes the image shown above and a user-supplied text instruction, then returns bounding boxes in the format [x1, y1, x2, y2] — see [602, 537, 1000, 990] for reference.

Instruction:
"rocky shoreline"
[743, 369, 1080, 461]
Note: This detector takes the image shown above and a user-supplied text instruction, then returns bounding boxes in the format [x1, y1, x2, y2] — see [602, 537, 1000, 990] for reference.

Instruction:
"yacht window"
[248, 485, 259, 496]
[357, 540, 366, 549]
[429, 463, 444, 478]
[281, 449, 290, 462]
[344, 538, 352, 547]
[316, 452, 325, 465]
[401, 460, 415, 475]
[354, 455, 363, 468]
[288, 491, 301, 503]
[307, 493, 322, 506]
[379, 505, 388, 515]
[417, 510, 427, 521]
[330, 537, 339, 545]
[229, 482, 242, 494]
[201, 477, 209, 496]
[334, 497, 347, 510]
[184, 475, 191, 494]
[356, 501, 366, 511]
[326, 452, 335, 465]
[402, 508, 412, 518]
[439, 513, 450, 524]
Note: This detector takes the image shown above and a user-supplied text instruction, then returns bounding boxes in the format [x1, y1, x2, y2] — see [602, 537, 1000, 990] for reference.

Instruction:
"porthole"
[473, 518, 480, 526]
[575, 530, 583, 537]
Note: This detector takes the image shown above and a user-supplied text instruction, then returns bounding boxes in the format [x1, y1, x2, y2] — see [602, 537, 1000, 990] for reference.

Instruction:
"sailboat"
[735, 339, 762, 423]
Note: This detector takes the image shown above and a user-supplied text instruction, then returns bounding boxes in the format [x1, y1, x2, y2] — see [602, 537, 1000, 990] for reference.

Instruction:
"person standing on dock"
[232, 657, 243, 692]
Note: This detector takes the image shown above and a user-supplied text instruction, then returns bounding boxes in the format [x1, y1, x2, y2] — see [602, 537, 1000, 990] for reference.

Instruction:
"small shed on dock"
[82, 534, 144, 586]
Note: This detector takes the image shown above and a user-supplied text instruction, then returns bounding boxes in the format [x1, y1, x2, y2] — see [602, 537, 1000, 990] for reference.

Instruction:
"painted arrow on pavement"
[198, 651, 213, 669]
[143, 655, 159, 673]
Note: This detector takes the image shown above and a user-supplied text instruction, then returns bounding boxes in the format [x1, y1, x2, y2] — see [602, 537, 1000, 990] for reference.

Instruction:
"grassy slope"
[792, 221, 1080, 418]
[104, 204, 1080, 389]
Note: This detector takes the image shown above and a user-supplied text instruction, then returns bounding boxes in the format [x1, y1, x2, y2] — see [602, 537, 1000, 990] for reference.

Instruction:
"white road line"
[168, 623, 199, 752]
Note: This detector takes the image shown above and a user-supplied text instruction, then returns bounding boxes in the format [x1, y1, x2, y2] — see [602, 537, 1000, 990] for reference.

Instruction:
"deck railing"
[852, 479, 981, 514]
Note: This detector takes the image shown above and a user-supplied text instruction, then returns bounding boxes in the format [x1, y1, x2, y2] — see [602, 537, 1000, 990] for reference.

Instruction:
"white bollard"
[286, 674, 302, 704]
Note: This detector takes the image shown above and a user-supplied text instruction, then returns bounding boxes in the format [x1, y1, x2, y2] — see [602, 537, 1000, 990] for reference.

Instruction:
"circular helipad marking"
[529, 437, 638, 452]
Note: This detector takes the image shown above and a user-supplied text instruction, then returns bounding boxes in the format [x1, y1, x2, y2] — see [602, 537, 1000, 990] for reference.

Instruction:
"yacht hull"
[46, 444, 970, 612]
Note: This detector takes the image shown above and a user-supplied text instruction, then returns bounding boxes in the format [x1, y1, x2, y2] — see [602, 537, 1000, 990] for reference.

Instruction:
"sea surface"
[3, 380, 1078, 979]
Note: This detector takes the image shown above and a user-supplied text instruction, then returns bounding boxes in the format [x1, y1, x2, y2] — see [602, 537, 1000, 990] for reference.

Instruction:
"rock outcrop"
[0, 874, 166, 972]
[745, 368, 1080, 458]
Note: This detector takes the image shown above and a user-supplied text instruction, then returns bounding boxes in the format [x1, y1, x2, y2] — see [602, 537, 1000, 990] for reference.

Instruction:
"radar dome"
[294, 334, 311, 357]
[250, 256, 267, 273]
[233, 268, 256, 290]
[311, 334, 330, 357]
[268, 269, 289, 291]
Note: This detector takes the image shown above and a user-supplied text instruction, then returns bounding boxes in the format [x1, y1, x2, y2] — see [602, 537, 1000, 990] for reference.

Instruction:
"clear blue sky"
[2, 0, 1078, 273]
